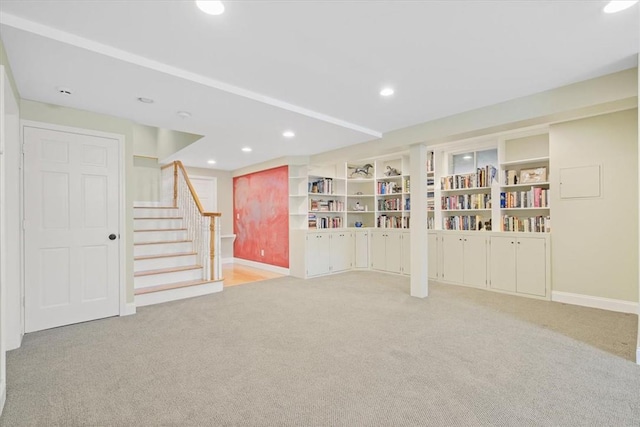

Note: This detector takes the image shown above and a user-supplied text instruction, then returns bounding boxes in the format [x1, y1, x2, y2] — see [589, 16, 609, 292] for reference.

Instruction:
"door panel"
[463, 234, 487, 288]
[427, 234, 438, 280]
[354, 230, 369, 268]
[441, 234, 463, 283]
[516, 238, 546, 296]
[331, 232, 353, 273]
[401, 232, 410, 275]
[25, 126, 120, 332]
[385, 232, 402, 274]
[370, 231, 386, 271]
[306, 232, 330, 277]
[190, 177, 216, 212]
[489, 236, 516, 292]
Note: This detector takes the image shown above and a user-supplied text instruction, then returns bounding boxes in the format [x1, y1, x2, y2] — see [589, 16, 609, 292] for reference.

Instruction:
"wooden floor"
[222, 263, 283, 287]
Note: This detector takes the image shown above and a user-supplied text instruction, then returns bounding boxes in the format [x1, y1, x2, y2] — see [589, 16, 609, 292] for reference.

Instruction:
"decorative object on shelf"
[385, 166, 401, 176]
[484, 219, 492, 231]
[520, 167, 547, 184]
[353, 202, 366, 211]
[349, 164, 373, 178]
[355, 222, 363, 228]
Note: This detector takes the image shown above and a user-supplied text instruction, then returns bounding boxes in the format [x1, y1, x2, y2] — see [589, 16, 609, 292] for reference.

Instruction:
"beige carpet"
[2, 271, 639, 426]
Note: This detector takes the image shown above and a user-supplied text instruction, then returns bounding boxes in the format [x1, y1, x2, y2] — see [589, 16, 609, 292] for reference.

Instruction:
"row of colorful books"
[501, 215, 551, 233]
[441, 194, 491, 210]
[500, 188, 549, 208]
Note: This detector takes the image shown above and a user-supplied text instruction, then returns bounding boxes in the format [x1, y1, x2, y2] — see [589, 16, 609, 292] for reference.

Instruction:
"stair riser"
[134, 208, 179, 218]
[134, 241, 193, 257]
[135, 268, 203, 289]
[135, 254, 197, 272]
[134, 230, 188, 244]
[134, 219, 184, 230]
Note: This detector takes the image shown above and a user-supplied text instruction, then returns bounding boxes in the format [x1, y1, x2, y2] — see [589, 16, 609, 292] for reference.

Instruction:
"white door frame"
[21, 120, 128, 318]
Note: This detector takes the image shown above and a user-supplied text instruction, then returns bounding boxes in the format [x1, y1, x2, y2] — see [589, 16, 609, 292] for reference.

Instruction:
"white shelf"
[376, 193, 403, 197]
[289, 194, 308, 197]
[309, 210, 346, 214]
[308, 193, 342, 196]
[346, 210, 374, 214]
[500, 156, 549, 166]
[442, 209, 492, 212]
[289, 176, 307, 180]
[347, 178, 375, 182]
[440, 187, 491, 193]
[347, 194, 375, 197]
[501, 182, 550, 189]
[501, 207, 550, 211]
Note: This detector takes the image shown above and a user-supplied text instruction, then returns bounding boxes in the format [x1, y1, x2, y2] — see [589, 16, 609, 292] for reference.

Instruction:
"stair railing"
[161, 161, 222, 281]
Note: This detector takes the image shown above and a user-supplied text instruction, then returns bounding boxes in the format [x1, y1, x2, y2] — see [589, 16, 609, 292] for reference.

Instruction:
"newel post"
[209, 216, 216, 280]
[172, 162, 178, 208]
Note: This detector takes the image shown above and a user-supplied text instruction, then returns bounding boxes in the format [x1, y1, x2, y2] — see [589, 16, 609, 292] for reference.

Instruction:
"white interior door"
[24, 126, 120, 333]
[190, 176, 217, 212]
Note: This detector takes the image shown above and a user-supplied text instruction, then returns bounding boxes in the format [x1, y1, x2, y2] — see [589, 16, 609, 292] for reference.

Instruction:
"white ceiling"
[1, 1, 638, 170]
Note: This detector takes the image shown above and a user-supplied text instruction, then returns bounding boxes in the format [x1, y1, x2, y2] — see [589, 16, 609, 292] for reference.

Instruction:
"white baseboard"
[551, 291, 638, 314]
[0, 380, 6, 417]
[233, 257, 290, 275]
[222, 257, 234, 264]
[135, 280, 223, 307]
[120, 302, 137, 316]
[6, 331, 23, 351]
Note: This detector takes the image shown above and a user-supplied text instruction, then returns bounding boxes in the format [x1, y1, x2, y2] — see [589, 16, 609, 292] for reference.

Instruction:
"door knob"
[109, 234, 117, 240]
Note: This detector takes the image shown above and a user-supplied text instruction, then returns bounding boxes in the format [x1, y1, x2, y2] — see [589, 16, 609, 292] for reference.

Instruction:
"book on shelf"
[378, 198, 401, 211]
[426, 151, 434, 173]
[442, 215, 489, 231]
[377, 181, 401, 195]
[308, 213, 317, 229]
[404, 198, 410, 211]
[403, 178, 410, 193]
[500, 188, 549, 208]
[377, 215, 405, 229]
[316, 216, 343, 229]
[441, 165, 496, 190]
[441, 193, 491, 210]
[308, 178, 333, 194]
[501, 215, 550, 233]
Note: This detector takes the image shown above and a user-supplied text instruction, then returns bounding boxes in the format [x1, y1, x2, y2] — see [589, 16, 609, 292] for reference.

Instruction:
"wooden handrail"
[163, 160, 222, 280]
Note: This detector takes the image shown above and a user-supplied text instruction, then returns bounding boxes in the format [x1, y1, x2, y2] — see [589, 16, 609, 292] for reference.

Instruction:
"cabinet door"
[463, 234, 487, 288]
[427, 233, 438, 280]
[307, 233, 331, 277]
[331, 231, 353, 273]
[401, 232, 411, 275]
[370, 231, 387, 271]
[489, 236, 516, 292]
[354, 230, 369, 269]
[516, 237, 546, 297]
[386, 233, 402, 274]
[441, 234, 464, 283]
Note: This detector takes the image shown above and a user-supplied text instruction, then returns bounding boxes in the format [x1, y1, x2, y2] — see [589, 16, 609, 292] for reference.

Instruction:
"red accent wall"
[233, 166, 289, 268]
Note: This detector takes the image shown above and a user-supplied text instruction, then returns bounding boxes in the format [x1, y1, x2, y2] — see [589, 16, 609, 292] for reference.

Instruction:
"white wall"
[549, 109, 638, 303]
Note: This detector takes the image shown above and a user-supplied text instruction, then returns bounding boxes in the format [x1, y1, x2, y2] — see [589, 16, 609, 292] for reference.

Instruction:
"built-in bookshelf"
[427, 150, 435, 229]
[346, 163, 376, 228]
[498, 133, 551, 233]
[440, 164, 496, 231]
[375, 156, 411, 229]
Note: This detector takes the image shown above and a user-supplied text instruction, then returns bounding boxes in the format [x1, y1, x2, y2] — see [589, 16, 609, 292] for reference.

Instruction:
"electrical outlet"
[260, 249, 264, 256]
[236, 213, 240, 219]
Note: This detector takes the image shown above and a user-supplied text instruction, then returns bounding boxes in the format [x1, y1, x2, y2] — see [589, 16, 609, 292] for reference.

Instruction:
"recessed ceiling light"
[137, 97, 154, 104]
[196, 0, 225, 15]
[207, 159, 216, 164]
[177, 111, 191, 119]
[380, 87, 395, 97]
[603, 0, 638, 13]
[56, 86, 72, 95]
[283, 131, 295, 138]
[242, 147, 252, 152]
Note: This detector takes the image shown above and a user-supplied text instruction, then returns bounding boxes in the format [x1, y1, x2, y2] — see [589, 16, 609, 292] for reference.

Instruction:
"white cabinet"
[489, 235, 547, 297]
[371, 230, 403, 274]
[354, 229, 370, 269]
[306, 232, 331, 277]
[301, 230, 354, 278]
[330, 231, 354, 273]
[441, 233, 487, 288]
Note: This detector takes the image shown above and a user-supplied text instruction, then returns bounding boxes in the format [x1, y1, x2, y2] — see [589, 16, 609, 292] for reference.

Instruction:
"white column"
[410, 143, 428, 298]
[636, 53, 639, 366]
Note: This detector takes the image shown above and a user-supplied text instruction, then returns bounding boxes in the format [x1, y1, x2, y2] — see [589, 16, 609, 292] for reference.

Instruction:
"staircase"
[133, 204, 223, 307]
